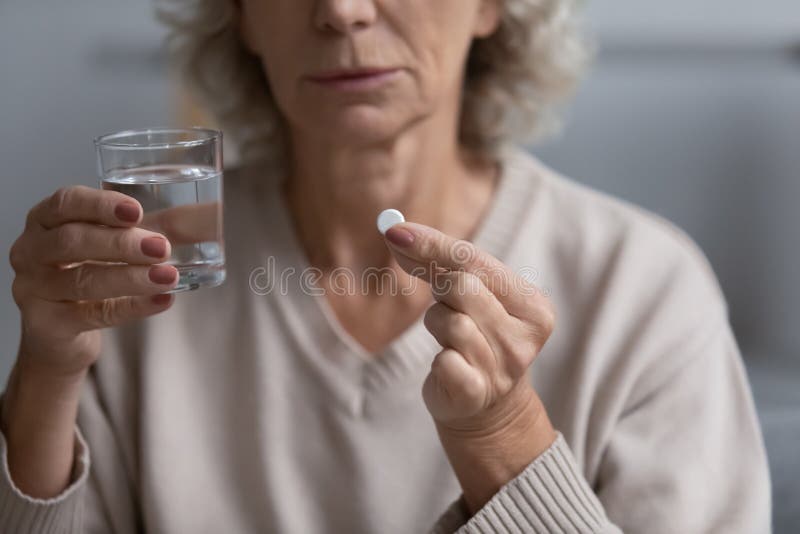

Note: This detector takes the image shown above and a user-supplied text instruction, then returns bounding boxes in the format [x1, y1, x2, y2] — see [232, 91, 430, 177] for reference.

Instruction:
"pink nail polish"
[151, 293, 172, 305]
[141, 237, 167, 258]
[149, 265, 177, 285]
[114, 201, 140, 223]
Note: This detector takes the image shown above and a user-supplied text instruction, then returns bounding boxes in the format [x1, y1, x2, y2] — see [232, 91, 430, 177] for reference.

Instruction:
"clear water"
[102, 165, 225, 292]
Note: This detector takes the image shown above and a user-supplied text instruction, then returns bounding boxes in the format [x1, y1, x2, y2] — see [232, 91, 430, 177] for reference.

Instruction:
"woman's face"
[239, 0, 501, 145]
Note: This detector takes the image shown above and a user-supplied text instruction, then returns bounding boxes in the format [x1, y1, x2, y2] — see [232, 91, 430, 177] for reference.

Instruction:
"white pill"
[376, 208, 405, 235]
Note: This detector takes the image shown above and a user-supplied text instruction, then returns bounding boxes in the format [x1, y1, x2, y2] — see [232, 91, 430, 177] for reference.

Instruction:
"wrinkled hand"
[9, 186, 179, 376]
[383, 220, 557, 512]
[382, 221, 556, 430]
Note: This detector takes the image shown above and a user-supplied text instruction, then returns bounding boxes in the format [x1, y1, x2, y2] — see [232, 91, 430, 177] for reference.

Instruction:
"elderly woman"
[0, 0, 770, 532]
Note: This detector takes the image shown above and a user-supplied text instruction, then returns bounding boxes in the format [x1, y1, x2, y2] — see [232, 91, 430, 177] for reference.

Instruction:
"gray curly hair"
[155, 0, 592, 170]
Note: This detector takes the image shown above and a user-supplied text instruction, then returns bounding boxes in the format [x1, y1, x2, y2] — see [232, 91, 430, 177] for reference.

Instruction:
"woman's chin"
[302, 106, 415, 145]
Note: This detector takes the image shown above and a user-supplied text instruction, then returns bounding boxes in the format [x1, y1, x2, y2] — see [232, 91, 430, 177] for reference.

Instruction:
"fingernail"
[141, 237, 167, 258]
[149, 265, 177, 285]
[151, 293, 172, 305]
[115, 201, 140, 223]
[385, 227, 415, 247]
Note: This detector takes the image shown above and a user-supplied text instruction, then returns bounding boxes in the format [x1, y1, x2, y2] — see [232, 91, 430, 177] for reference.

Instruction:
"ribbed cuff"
[429, 433, 609, 533]
[429, 494, 471, 534]
[0, 424, 89, 533]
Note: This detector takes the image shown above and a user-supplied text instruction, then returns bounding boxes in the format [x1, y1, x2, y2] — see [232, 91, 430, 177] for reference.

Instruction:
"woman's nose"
[313, 0, 377, 34]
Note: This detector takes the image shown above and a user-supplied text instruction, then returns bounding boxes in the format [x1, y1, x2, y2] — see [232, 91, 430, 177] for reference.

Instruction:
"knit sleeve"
[428, 433, 621, 533]
[0, 326, 141, 534]
[428, 311, 770, 533]
[0, 419, 90, 532]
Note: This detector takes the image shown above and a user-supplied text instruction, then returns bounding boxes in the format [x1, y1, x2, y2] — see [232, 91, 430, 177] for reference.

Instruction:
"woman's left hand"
[383, 221, 558, 513]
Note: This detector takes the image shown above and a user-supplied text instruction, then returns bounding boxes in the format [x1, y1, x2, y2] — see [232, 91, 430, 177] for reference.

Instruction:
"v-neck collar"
[247, 145, 544, 414]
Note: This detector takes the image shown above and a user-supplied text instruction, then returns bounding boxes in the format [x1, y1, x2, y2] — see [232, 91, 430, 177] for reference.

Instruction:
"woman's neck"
[283, 114, 498, 274]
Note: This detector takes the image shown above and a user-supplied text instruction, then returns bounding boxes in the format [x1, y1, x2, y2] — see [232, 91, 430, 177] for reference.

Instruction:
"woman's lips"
[306, 68, 402, 92]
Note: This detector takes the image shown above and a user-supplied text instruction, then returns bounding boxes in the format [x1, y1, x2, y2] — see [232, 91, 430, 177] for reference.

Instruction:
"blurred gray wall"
[1, 0, 798, 531]
[546, 0, 800, 359]
[0, 0, 173, 380]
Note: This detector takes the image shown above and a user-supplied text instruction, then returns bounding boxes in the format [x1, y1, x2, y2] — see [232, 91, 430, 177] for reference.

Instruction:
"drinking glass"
[94, 127, 225, 292]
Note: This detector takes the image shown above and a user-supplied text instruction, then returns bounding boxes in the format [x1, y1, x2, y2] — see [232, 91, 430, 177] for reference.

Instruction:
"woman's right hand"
[9, 185, 179, 378]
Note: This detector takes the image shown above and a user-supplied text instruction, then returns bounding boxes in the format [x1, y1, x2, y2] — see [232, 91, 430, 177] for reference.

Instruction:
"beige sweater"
[0, 146, 770, 533]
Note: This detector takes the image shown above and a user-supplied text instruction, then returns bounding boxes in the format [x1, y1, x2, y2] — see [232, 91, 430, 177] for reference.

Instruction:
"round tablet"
[376, 208, 405, 235]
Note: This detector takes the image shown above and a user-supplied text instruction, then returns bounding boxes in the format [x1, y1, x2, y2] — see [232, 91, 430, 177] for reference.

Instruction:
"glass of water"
[95, 127, 225, 293]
